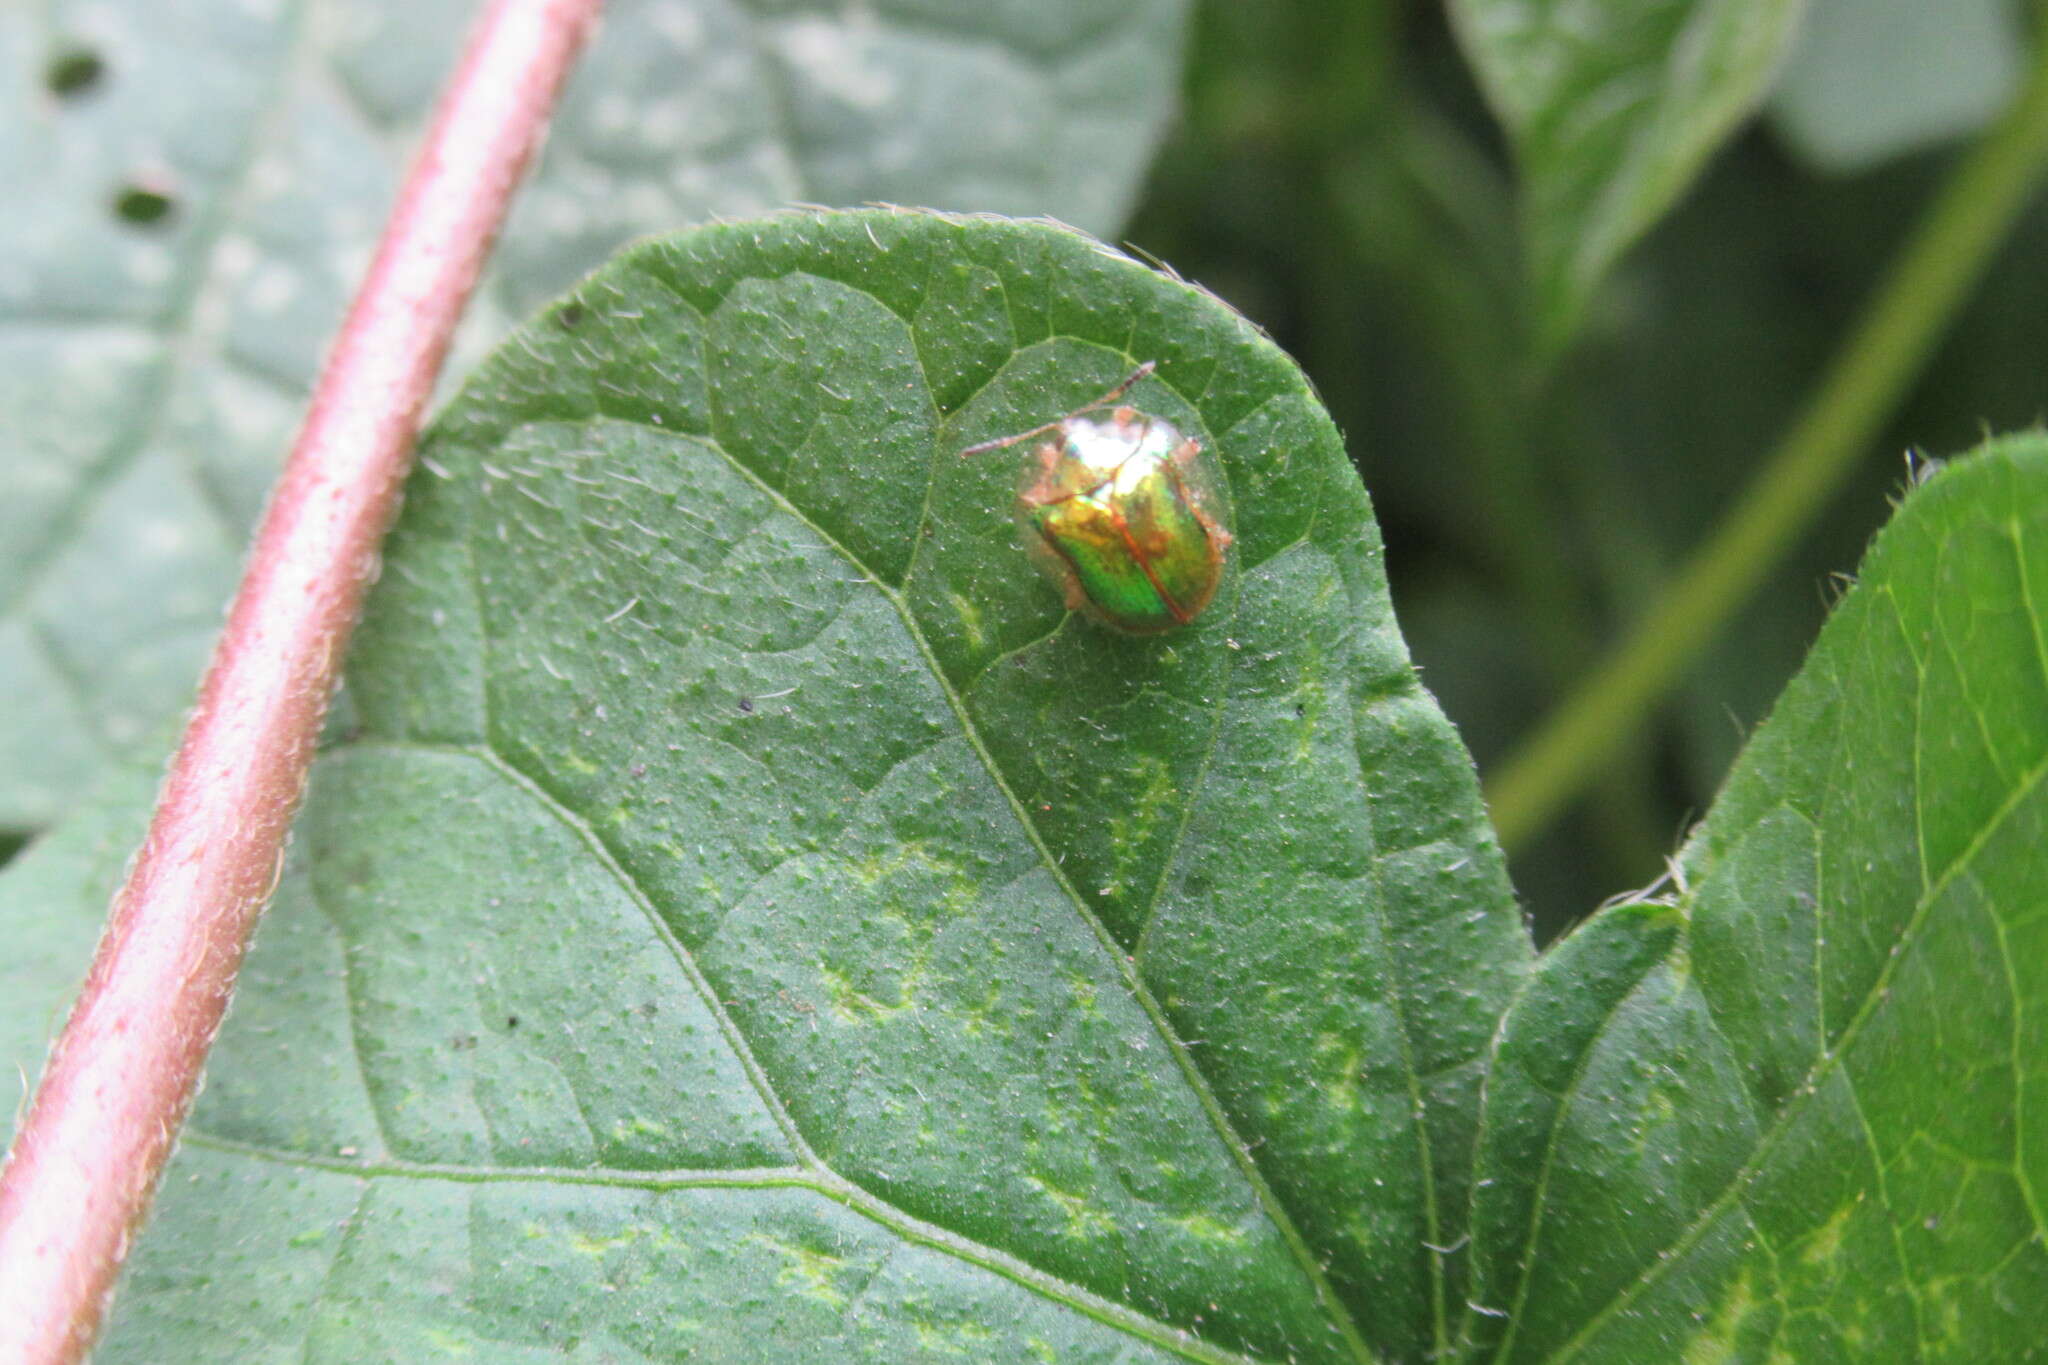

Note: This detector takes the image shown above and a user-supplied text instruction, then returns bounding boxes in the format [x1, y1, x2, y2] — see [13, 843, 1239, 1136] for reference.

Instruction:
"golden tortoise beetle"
[961, 362, 1233, 635]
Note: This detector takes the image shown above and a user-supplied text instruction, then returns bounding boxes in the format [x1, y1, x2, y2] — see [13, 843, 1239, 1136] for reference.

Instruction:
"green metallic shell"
[1016, 407, 1232, 635]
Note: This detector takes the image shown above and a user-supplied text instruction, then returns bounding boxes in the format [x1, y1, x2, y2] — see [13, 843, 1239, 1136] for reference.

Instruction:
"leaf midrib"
[513, 395, 1382, 1364]
[175, 1129, 1263, 1365]
[1482, 947, 1663, 1364]
[727, 417, 1380, 1363]
[314, 735, 1256, 1365]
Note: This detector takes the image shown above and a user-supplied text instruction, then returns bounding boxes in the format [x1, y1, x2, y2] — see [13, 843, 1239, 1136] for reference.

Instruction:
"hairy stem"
[0, 2, 601, 1358]
[1486, 34, 2048, 853]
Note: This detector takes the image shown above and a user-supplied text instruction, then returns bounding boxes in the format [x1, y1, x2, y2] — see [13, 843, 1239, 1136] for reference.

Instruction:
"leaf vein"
[1839, 1070, 1929, 1358]
[301, 856, 395, 1162]
[1481, 949, 1665, 1363]
[469, 745, 819, 1169]
[293, 1177, 371, 1365]
[629, 409, 1380, 1364]
[1544, 742, 2048, 1363]
[177, 1131, 1268, 1365]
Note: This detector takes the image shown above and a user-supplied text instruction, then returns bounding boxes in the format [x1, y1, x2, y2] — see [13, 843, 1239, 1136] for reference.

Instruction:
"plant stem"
[0, 2, 600, 1358]
[1485, 34, 2048, 854]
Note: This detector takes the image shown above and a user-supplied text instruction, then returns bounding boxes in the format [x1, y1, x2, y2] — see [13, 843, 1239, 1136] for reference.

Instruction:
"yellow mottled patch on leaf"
[1104, 753, 1175, 896]
[1679, 1268, 1761, 1364]
[948, 591, 987, 654]
[1026, 1174, 1117, 1239]
[747, 1232, 853, 1309]
[1170, 1212, 1249, 1245]
[1314, 1032, 1363, 1113]
[1799, 1201, 1856, 1267]
[570, 1224, 644, 1258]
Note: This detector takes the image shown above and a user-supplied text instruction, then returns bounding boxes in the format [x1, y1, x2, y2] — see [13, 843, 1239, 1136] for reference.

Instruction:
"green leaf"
[0, 0, 1190, 831]
[2, 212, 1529, 1362]
[1463, 433, 2048, 1360]
[1770, 0, 2026, 174]
[1446, 0, 1806, 356]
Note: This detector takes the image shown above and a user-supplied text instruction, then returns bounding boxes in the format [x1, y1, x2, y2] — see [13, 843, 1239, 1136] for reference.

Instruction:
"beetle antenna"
[960, 419, 1067, 457]
[958, 361, 1158, 457]
[1080, 360, 1156, 412]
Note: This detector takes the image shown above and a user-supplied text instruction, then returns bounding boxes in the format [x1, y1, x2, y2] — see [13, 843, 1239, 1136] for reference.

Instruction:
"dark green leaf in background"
[0, 0, 1188, 832]
[1445, 0, 1805, 355]
[1463, 434, 2048, 1361]
[1, 212, 1529, 1362]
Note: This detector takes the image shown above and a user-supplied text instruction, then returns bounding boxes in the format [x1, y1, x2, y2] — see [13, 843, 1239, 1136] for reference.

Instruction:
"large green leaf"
[0, 0, 1188, 831]
[1463, 433, 2048, 1360]
[1, 212, 1529, 1362]
[1445, 0, 1805, 356]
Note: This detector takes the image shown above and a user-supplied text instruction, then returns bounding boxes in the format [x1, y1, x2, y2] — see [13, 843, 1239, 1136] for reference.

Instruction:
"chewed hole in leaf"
[112, 182, 174, 227]
[44, 46, 106, 99]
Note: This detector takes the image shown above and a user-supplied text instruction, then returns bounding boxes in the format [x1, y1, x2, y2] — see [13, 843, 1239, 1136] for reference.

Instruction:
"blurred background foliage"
[1128, 0, 2047, 939]
[8, 0, 2045, 946]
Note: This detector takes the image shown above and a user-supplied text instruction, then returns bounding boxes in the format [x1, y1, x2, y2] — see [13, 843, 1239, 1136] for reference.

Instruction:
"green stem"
[1486, 33, 2048, 854]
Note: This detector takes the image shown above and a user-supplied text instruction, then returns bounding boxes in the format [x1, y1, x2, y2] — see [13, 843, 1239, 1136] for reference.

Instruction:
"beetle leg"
[1037, 435, 1067, 476]
[1014, 441, 1065, 508]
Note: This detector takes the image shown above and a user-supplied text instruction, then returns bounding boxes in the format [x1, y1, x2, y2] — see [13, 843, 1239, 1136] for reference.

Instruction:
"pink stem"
[0, 1, 602, 1357]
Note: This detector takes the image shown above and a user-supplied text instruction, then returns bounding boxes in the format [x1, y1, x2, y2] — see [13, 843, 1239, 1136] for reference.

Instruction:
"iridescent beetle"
[961, 362, 1233, 635]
